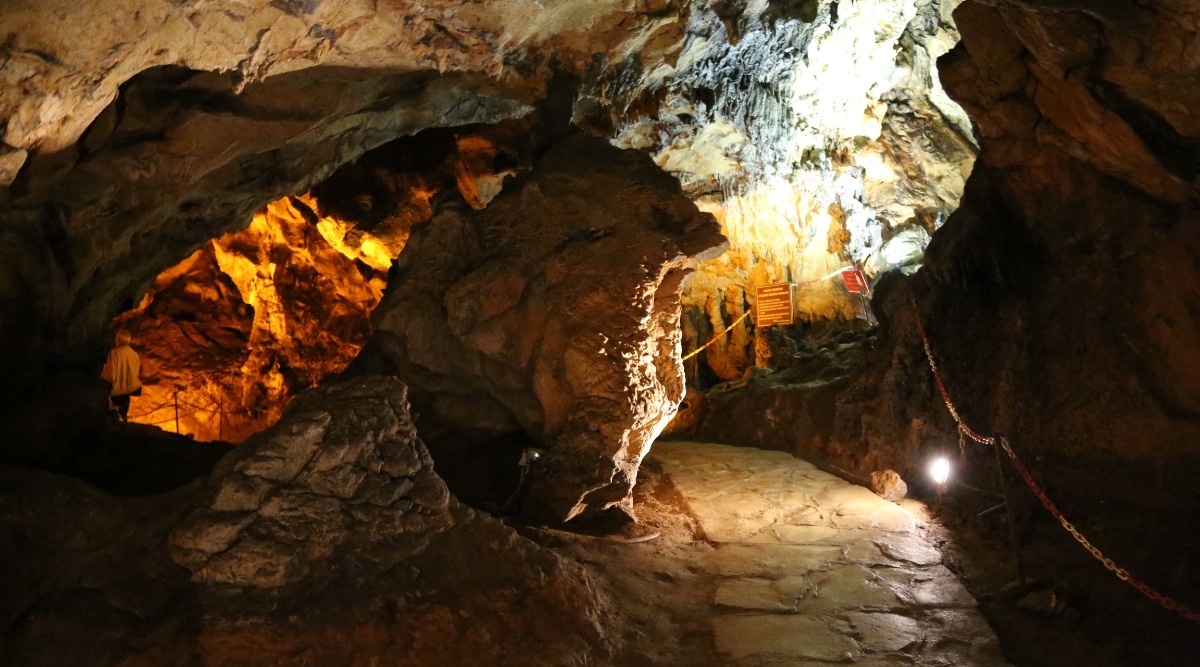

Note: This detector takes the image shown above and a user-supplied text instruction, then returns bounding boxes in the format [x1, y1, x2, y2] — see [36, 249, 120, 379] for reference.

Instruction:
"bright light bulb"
[930, 457, 951, 486]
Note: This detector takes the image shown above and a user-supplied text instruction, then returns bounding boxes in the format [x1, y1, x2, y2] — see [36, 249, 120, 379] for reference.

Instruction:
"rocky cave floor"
[523, 444, 1200, 667]
[525, 441, 1012, 667]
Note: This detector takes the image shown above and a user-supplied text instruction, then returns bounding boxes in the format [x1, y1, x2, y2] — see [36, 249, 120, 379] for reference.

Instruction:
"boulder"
[869, 469, 908, 503]
[169, 376, 451, 585]
[369, 132, 727, 521]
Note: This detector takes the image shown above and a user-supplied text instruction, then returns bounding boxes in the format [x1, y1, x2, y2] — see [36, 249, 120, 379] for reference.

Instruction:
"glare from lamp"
[930, 457, 951, 486]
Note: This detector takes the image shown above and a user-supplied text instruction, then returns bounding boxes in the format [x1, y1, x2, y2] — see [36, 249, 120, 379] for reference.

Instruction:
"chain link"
[909, 296, 1200, 624]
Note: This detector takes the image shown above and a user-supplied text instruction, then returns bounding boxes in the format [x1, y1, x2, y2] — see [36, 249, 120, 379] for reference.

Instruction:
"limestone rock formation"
[114, 194, 392, 441]
[0, 0, 683, 178]
[1, 376, 616, 666]
[0, 0, 695, 404]
[870, 469, 909, 503]
[168, 376, 451, 585]
[593, 0, 977, 381]
[367, 132, 726, 521]
[669, 1, 1200, 571]
[840, 0, 1200, 476]
[0, 62, 534, 405]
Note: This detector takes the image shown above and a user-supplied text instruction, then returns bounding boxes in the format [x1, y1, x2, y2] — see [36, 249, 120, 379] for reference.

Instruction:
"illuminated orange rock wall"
[116, 195, 394, 441]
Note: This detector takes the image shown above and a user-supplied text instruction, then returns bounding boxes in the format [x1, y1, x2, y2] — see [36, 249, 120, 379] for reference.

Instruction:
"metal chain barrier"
[909, 295, 1200, 624]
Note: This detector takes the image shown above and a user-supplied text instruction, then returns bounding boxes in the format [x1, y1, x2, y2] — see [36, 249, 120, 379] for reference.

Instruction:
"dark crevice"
[1089, 79, 1200, 182]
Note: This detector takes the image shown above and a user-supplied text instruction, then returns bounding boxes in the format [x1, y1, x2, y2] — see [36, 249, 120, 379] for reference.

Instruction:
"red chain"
[910, 296, 1200, 624]
[996, 437, 1200, 622]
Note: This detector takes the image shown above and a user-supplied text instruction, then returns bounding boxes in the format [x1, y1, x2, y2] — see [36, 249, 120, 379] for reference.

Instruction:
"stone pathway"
[649, 441, 1013, 667]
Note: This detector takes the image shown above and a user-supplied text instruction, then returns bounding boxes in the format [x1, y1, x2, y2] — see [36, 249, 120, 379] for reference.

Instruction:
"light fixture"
[929, 457, 951, 486]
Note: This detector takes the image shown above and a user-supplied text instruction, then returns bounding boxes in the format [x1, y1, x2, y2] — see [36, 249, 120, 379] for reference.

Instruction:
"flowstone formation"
[366, 132, 726, 521]
[594, 0, 977, 380]
[2, 376, 615, 667]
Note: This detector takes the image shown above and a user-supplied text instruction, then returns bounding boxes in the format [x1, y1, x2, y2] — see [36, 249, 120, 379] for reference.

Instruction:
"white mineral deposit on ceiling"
[602, 0, 978, 377]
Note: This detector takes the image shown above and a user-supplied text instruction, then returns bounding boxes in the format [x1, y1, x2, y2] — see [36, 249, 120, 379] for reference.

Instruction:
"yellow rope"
[682, 311, 752, 361]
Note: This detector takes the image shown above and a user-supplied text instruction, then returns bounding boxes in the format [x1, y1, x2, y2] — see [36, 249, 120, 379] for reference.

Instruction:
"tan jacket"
[101, 345, 141, 397]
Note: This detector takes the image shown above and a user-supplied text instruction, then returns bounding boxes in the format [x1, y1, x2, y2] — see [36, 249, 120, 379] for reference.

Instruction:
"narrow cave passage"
[541, 440, 1010, 666]
[106, 124, 511, 444]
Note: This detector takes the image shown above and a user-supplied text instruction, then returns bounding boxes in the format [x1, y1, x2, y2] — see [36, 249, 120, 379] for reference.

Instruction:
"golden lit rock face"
[455, 136, 514, 210]
[110, 127, 506, 442]
[116, 195, 401, 441]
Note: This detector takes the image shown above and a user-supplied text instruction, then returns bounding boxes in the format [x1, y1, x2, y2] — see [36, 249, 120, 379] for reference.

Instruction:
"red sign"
[841, 268, 868, 294]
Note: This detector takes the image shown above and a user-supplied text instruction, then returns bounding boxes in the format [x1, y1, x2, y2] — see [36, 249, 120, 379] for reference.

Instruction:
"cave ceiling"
[0, 0, 980, 370]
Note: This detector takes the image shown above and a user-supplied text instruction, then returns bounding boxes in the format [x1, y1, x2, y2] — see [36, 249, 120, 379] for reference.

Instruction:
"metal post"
[994, 436, 1027, 592]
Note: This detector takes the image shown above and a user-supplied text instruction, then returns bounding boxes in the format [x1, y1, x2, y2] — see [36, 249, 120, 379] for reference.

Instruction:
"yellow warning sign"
[755, 282, 794, 327]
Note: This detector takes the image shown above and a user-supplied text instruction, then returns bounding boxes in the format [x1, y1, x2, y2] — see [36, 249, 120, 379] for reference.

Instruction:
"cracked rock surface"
[169, 375, 454, 586]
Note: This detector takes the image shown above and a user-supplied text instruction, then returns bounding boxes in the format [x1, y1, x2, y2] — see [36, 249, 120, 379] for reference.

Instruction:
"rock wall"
[113, 194, 391, 441]
[946, 0, 1197, 470]
[0, 0, 685, 180]
[859, 0, 1200, 485]
[1, 376, 616, 667]
[673, 0, 1200, 509]
[0, 63, 533, 407]
[366, 132, 726, 521]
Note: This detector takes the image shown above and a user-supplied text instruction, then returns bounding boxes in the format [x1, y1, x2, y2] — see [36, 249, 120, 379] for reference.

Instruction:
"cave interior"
[1, 0, 1199, 665]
